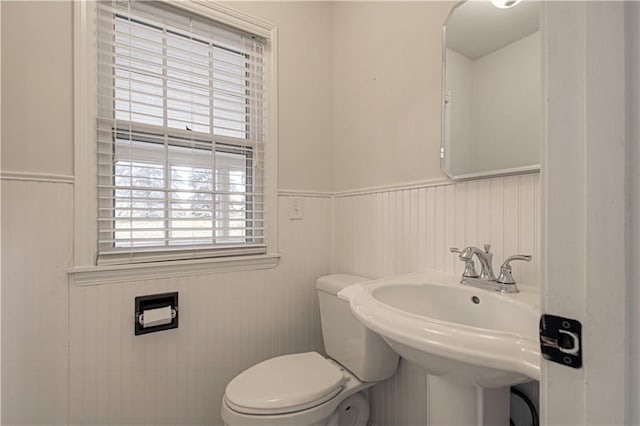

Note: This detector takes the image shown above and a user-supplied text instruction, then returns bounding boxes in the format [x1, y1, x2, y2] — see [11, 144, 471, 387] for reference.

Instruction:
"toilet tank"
[316, 274, 398, 382]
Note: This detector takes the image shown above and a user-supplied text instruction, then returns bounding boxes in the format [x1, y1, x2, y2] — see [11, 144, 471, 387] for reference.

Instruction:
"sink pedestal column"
[427, 376, 510, 425]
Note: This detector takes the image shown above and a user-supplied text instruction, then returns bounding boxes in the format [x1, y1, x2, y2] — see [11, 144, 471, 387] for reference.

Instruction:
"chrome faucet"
[461, 244, 495, 281]
[450, 244, 531, 293]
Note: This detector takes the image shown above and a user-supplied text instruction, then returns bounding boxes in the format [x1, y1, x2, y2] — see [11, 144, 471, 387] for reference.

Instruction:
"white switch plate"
[289, 197, 303, 220]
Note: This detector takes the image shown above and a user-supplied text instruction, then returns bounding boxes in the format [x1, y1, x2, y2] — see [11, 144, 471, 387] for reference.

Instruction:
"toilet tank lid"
[316, 274, 369, 295]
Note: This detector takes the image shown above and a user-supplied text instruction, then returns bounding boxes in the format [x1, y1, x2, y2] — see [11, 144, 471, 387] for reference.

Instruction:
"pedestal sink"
[340, 270, 540, 388]
[339, 270, 541, 425]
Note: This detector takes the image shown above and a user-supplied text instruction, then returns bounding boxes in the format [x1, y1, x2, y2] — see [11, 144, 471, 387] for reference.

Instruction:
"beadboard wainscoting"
[69, 193, 331, 426]
[1, 180, 73, 425]
[3, 175, 539, 425]
[2, 178, 333, 425]
[333, 174, 540, 284]
[331, 173, 540, 426]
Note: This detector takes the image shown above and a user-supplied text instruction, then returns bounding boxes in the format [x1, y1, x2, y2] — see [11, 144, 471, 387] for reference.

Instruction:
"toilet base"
[326, 393, 370, 426]
[222, 390, 370, 426]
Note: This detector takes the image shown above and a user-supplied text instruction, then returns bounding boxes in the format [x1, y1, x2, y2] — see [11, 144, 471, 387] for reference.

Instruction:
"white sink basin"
[340, 270, 540, 388]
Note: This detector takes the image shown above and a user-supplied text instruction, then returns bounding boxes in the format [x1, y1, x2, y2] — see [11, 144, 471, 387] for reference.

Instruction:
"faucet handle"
[497, 255, 532, 284]
[450, 247, 479, 278]
[503, 254, 532, 265]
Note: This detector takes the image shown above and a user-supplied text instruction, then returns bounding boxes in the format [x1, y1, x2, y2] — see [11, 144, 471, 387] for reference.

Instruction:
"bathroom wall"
[470, 31, 540, 174]
[332, 175, 539, 285]
[328, 4, 539, 425]
[1, 2, 73, 424]
[2, 181, 73, 424]
[1, 2, 334, 425]
[331, 1, 454, 192]
[444, 48, 473, 175]
[68, 194, 332, 425]
[0, 1, 73, 177]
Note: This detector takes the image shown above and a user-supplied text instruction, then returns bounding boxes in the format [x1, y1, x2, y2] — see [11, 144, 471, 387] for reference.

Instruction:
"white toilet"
[221, 274, 399, 426]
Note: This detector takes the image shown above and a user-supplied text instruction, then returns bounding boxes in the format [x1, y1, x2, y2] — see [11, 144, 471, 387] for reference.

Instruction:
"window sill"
[68, 253, 280, 286]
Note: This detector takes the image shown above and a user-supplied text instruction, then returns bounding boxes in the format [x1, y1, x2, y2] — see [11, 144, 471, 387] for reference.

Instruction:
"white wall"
[444, 48, 473, 175]
[471, 31, 540, 173]
[331, 2, 454, 191]
[1, 3, 73, 423]
[2, 181, 72, 425]
[332, 175, 539, 285]
[67, 195, 331, 425]
[625, 2, 640, 423]
[0, 1, 73, 177]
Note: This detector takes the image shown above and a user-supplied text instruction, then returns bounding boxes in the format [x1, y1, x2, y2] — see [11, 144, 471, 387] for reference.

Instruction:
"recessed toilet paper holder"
[134, 292, 179, 335]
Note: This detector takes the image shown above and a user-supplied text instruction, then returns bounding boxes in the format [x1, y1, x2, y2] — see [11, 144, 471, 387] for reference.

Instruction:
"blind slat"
[96, 29, 266, 75]
[99, 225, 266, 233]
[96, 244, 267, 266]
[97, 72, 265, 107]
[95, 58, 266, 98]
[97, 119, 265, 147]
[98, 237, 266, 245]
[97, 187, 265, 196]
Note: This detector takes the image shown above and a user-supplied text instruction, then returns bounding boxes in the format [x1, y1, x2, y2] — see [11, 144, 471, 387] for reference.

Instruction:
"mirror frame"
[440, 0, 540, 181]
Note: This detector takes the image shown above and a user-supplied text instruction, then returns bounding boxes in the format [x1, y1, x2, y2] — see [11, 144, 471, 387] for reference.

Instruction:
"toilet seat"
[224, 352, 348, 415]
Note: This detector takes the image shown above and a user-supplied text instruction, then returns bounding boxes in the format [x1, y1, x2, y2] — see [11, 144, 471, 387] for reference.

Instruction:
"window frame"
[70, 0, 279, 285]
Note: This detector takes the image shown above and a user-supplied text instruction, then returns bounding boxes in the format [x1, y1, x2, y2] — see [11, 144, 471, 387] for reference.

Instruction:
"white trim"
[333, 177, 452, 198]
[541, 2, 627, 424]
[69, 253, 280, 286]
[163, 0, 276, 39]
[624, 3, 640, 423]
[265, 25, 280, 267]
[0, 1, 3, 419]
[282, 171, 540, 199]
[444, 164, 540, 182]
[74, 0, 98, 267]
[278, 189, 333, 198]
[0, 171, 74, 184]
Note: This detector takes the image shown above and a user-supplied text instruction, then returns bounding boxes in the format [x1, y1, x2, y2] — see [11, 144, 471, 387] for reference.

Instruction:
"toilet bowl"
[220, 275, 399, 426]
[220, 353, 372, 426]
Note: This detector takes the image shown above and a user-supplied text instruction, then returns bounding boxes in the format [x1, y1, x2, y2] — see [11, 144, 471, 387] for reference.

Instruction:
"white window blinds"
[96, 1, 267, 265]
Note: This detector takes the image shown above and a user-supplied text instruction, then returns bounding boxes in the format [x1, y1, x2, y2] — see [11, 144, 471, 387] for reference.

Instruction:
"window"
[95, 1, 269, 265]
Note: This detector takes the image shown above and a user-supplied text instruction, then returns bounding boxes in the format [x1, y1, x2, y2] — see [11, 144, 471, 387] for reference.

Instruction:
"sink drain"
[471, 296, 480, 304]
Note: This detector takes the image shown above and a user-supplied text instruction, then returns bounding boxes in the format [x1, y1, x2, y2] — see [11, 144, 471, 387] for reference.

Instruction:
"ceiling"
[445, 0, 540, 60]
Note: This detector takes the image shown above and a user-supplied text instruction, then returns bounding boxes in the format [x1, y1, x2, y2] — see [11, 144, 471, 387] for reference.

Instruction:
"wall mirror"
[442, 1, 540, 180]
